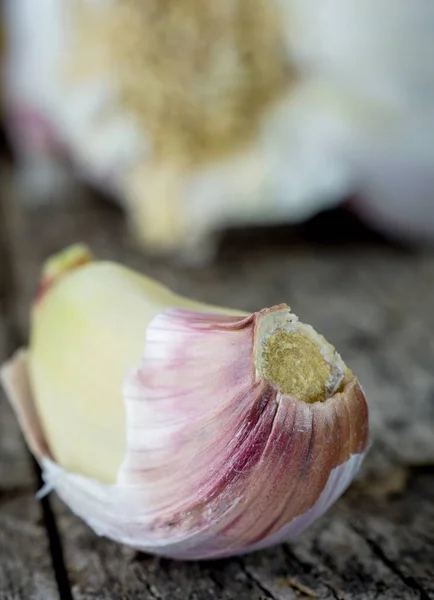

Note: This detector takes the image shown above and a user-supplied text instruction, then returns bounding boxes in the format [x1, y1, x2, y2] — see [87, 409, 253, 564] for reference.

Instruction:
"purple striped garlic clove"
[0, 246, 369, 560]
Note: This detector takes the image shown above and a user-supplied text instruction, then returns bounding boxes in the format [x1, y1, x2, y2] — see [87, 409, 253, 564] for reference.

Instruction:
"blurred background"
[0, 1, 433, 597]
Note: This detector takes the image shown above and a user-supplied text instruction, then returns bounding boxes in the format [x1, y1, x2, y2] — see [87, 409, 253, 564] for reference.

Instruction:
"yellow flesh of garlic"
[30, 262, 233, 483]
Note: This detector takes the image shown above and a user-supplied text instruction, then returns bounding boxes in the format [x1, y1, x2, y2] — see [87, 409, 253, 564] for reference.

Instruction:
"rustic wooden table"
[0, 164, 433, 599]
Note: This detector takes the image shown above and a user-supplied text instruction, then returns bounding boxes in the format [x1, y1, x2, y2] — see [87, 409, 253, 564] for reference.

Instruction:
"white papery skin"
[3, 0, 434, 257]
[0, 249, 369, 560]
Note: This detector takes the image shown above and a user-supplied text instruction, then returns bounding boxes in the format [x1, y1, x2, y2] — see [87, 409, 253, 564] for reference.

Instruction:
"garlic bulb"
[1, 245, 369, 560]
[5, 0, 434, 261]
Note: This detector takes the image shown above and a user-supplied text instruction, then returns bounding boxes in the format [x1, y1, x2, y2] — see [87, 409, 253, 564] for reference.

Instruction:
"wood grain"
[0, 496, 59, 600]
[0, 179, 59, 600]
[3, 175, 434, 599]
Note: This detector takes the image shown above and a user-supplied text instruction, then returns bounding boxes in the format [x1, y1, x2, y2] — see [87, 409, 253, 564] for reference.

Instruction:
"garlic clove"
[1, 245, 369, 560]
[26, 244, 240, 483]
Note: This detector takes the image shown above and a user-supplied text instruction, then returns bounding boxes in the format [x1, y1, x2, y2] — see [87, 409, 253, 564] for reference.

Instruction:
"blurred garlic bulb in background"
[1, 245, 369, 560]
[2, 0, 434, 260]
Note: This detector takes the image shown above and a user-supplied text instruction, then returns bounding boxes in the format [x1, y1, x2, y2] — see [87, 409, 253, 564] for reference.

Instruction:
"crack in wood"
[282, 545, 316, 576]
[0, 173, 74, 600]
[284, 545, 353, 600]
[33, 459, 74, 600]
[324, 585, 340, 600]
[349, 524, 432, 600]
[324, 583, 351, 600]
[142, 581, 162, 600]
[237, 560, 277, 600]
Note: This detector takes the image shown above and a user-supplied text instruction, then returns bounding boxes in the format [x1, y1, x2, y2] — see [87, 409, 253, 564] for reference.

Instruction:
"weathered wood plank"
[347, 468, 434, 599]
[7, 180, 434, 599]
[0, 176, 59, 600]
[0, 496, 59, 600]
[52, 445, 434, 600]
[0, 166, 32, 490]
[54, 498, 273, 600]
[0, 362, 32, 489]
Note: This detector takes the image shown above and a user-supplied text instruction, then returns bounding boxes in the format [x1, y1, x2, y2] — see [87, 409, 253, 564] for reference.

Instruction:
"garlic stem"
[255, 307, 347, 403]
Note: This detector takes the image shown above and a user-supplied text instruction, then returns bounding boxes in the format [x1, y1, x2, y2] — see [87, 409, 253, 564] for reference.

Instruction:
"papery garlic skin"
[1, 246, 369, 560]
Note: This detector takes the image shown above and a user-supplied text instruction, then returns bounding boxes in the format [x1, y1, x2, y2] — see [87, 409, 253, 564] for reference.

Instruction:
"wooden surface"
[1, 168, 434, 599]
[0, 170, 59, 600]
